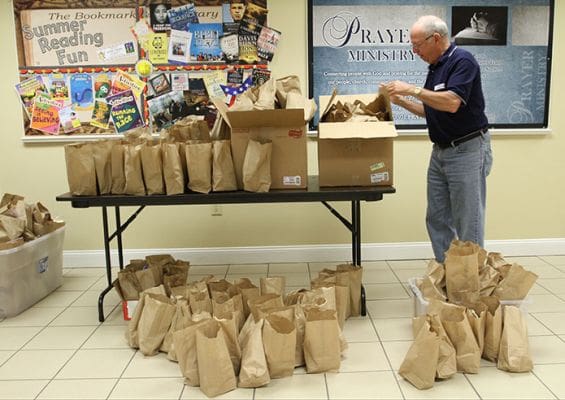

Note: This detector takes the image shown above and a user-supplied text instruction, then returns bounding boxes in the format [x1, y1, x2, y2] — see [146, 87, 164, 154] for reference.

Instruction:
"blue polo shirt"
[424, 43, 489, 145]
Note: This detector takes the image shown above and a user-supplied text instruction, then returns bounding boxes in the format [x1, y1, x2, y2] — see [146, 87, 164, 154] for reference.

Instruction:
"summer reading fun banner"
[309, 0, 553, 130]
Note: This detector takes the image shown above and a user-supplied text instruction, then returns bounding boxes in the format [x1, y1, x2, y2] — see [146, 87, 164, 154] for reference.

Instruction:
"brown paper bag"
[303, 309, 341, 373]
[163, 299, 192, 358]
[479, 264, 501, 297]
[212, 140, 238, 191]
[481, 296, 502, 362]
[124, 143, 146, 195]
[260, 276, 286, 296]
[64, 143, 97, 195]
[486, 252, 509, 269]
[91, 140, 113, 194]
[215, 313, 242, 376]
[444, 241, 480, 304]
[242, 139, 272, 192]
[428, 313, 457, 379]
[275, 75, 302, 108]
[234, 278, 261, 319]
[110, 142, 126, 194]
[196, 322, 238, 397]
[336, 264, 363, 317]
[173, 317, 213, 386]
[465, 302, 488, 354]
[140, 141, 165, 195]
[238, 318, 271, 388]
[185, 142, 212, 194]
[137, 293, 176, 356]
[497, 306, 533, 372]
[161, 142, 185, 195]
[399, 320, 440, 389]
[263, 314, 296, 378]
[248, 294, 284, 322]
[311, 279, 348, 329]
[493, 264, 538, 300]
[440, 303, 481, 373]
[189, 290, 213, 315]
[126, 293, 147, 349]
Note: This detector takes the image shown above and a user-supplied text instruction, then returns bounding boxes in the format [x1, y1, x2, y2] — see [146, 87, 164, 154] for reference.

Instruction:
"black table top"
[56, 176, 395, 208]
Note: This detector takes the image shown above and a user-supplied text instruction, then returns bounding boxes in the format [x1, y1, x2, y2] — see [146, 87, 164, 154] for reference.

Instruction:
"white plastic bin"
[0, 227, 65, 318]
[407, 277, 531, 317]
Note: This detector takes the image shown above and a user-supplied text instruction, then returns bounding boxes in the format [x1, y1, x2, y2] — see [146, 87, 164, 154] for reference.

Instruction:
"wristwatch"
[413, 86, 422, 98]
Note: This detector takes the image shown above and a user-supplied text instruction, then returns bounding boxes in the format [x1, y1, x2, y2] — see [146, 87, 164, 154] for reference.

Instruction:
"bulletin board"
[13, 0, 277, 140]
[308, 0, 554, 130]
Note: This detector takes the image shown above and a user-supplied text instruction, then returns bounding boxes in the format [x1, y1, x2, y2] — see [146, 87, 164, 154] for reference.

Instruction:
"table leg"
[351, 201, 367, 316]
[99, 206, 112, 322]
[115, 206, 124, 270]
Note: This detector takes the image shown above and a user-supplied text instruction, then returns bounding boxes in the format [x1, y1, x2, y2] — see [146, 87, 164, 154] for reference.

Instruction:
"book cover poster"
[106, 90, 144, 133]
[168, 30, 192, 64]
[168, 4, 199, 31]
[110, 70, 146, 99]
[49, 73, 69, 100]
[15, 75, 47, 117]
[222, 2, 245, 35]
[30, 93, 62, 135]
[59, 105, 81, 133]
[149, 73, 172, 96]
[189, 23, 223, 62]
[94, 74, 112, 99]
[220, 33, 239, 63]
[70, 73, 94, 111]
[238, 34, 259, 64]
[171, 72, 189, 91]
[20, 9, 138, 67]
[90, 99, 111, 129]
[238, 2, 268, 38]
[257, 26, 281, 61]
[149, 4, 171, 33]
[146, 33, 169, 64]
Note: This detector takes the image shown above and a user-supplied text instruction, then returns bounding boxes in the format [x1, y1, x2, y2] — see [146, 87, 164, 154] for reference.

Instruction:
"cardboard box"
[0, 227, 64, 318]
[212, 99, 308, 189]
[317, 92, 397, 187]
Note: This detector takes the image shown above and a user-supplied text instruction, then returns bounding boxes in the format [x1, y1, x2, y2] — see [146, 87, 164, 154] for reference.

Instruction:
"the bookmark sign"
[20, 8, 138, 67]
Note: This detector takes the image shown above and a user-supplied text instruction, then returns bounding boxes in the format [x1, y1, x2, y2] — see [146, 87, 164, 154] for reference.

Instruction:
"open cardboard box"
[212, 98, 308, 190]
[317, 90, 397, 187]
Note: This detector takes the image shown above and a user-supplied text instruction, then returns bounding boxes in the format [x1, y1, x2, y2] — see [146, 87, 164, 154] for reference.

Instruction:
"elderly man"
[384, 15, 493, 263]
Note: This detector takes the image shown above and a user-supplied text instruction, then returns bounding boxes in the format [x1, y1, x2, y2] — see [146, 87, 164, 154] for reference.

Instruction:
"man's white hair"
[414, 15, 449, 37]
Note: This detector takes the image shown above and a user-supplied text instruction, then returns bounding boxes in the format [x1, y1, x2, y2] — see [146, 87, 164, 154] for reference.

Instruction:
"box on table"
[212, 98, 308, 190]
[407, 277, 531, 317]
[0, 227, 65, 318]
[317, 92, 397, 187]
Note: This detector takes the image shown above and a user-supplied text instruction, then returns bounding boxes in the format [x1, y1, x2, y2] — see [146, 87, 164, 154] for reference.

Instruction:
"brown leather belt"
[436, 127, 488, 149]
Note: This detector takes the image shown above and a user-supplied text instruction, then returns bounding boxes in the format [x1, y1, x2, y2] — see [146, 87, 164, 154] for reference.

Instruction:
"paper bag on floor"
[311, 278, 348, 329]
[196, 321, 238, 397]
[162, 298, 192, 358]
[480, 296, 502, 362]
[263, 314, 296, 378]
[438, 301, 481, 373]
[336, 264, 363, 316]
[303, 309, 341, 373]
[248, 294, 284, 322]
[497, 306, 533, 372]
[429, 313, 457, 379]
[234, 278, 261, 319]
[486, 252, 509, 269]
[465, 301, 488, 354]
[445, 241, 480, 304]
[479, 264, 500, 297]
[64, 142, 97, 195]
[137, 293, 176, 356]
[260, 276, 286, 296]
[173, 317, 213, 386]
[399, 320, 440, 390]
[242, 139, 272, 192]
[238, 318, 271, 388]
[493, 264, 538, 300]
[215, 313, 242, 375]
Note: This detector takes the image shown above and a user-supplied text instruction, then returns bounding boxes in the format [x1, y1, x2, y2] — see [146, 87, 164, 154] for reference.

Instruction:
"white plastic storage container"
[0, 227, 65, 318]
[407, 277, 531, 317]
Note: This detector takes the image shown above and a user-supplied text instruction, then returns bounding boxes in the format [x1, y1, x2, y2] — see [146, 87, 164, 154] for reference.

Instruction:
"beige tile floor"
[1, 255, 565, 399]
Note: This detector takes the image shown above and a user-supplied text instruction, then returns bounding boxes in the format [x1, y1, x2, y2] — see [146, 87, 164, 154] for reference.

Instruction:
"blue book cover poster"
[70, 74, 94, 111]
[189, 23, 223, 62]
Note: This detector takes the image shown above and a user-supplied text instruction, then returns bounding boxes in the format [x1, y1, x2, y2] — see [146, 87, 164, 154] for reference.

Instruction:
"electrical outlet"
[211, 205, 223, 216]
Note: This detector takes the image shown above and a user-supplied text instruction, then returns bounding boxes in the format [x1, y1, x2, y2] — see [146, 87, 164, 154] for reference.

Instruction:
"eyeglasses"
[412, 33, 435, 50]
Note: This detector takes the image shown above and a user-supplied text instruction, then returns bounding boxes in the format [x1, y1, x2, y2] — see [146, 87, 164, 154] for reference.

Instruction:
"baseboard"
[63, 238, 565, 267]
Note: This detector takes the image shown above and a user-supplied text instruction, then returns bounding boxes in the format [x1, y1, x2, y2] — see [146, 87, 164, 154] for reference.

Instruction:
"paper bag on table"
[303, 309, 341, 373]
[212, 139, 237, 192]
[242, 139, 272, 193]
[139, 141, 164, 195]
[185, 142, 212, 194]
[497, 305, 533, 372]
[65, 142, 97, 195]
[445, 241, 480, 304]
[91, 140, 113, 194]
[263, 314, 296, 378]
[161, 143, 185, 195]
[124, 143, 146, 195]
[493, 264, 538, 300]
[110, 142, 126, 194]
[399, 320, 440, 389]
[480, 295, 502, 362]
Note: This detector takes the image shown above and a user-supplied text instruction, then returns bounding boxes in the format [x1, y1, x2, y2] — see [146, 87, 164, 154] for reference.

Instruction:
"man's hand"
[383, 80, 415, 97]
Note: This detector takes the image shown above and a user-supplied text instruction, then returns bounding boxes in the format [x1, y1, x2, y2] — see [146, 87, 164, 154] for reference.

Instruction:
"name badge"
[434, 83, 446, 91]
